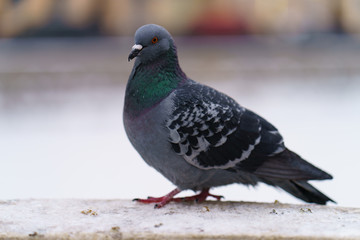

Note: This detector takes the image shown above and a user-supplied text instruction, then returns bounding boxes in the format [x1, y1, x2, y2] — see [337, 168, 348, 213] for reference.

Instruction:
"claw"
[209, 193, 224, 201]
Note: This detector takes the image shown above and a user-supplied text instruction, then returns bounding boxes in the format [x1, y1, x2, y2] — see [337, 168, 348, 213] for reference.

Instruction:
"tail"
[275, 180, 335, 205]
[252, 148, 335, 204]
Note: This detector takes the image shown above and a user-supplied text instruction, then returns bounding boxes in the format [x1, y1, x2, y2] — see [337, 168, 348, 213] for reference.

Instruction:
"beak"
[128, 44, 143, 62]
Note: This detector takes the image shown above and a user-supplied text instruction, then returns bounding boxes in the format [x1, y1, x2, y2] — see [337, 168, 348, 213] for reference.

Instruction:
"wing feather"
[165, 82, 332, 182]
[166, 82, 285, 170]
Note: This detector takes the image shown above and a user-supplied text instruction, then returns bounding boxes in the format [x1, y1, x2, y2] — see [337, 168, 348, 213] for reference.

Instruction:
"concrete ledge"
[1, 199, 359, 240]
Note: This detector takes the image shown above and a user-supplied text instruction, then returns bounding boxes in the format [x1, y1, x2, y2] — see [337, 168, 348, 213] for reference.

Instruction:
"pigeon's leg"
[133, 188, 223, 208]
[133, 188, 181, 208]
[174, 188, 224, 203]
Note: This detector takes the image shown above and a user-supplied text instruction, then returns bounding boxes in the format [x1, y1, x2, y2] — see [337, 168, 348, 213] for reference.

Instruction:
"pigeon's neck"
[124, 45, 186, 119]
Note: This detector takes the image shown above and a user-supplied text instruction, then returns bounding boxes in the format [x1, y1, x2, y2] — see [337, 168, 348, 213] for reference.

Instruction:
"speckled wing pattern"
[166, 82, 285, 171]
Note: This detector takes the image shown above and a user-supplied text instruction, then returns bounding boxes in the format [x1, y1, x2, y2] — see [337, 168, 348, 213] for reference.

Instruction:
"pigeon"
[124, 24, 334, 208]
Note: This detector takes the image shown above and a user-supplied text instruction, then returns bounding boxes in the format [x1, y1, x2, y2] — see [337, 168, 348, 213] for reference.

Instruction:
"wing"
[166, 82, 285, 171]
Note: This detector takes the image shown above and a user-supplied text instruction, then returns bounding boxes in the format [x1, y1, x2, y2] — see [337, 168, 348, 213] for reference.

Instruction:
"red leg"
[176, 188, 224, 203]
[133, 188, 181, 208]
[133, 188, 223, 208]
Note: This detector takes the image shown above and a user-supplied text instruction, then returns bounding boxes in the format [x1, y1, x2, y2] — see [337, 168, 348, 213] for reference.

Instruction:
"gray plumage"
[124, 24, 334, 208]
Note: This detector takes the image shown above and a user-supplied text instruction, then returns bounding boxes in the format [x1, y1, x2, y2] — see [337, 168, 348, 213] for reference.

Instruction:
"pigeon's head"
[128, 24, 174, 63]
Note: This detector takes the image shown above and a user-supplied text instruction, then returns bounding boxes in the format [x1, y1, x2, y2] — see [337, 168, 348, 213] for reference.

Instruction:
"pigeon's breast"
[123, 96, 210, 189]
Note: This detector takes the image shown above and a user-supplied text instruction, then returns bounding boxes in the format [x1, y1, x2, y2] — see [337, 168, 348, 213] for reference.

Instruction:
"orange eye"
[151, 36, 158, 44]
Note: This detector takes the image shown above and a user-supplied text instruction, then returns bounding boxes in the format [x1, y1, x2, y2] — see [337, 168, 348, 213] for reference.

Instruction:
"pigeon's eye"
[151, 37, 158, 44]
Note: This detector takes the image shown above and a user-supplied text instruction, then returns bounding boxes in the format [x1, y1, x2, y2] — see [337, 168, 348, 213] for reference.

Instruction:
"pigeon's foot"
[133, 188, 181, 209]
[177, 188, 224, 203]
[133, 188, 223, 208]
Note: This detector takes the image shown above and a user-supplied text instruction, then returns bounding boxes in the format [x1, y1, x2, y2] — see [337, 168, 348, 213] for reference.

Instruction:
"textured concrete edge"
[1, 200, 359, 240]
[1, 232, 359, 240]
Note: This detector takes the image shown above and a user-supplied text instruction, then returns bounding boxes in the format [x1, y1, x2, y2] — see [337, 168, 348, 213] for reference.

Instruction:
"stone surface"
[0, 199, 359, 240]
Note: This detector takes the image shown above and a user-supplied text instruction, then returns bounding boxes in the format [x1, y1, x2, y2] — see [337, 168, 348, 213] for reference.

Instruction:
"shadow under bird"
[124, 24, 334, 208]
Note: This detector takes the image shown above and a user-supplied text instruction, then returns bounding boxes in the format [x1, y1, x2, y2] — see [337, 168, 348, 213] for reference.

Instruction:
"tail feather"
[275, 180, 335, 205]
[253, 149, 333, 180]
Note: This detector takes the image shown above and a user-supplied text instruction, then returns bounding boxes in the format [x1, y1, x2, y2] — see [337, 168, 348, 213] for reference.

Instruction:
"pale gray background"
[1, 36, 359, 207]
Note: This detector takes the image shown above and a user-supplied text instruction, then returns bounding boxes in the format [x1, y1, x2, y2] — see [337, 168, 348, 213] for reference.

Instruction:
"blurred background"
[1, 0, 360, 207]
